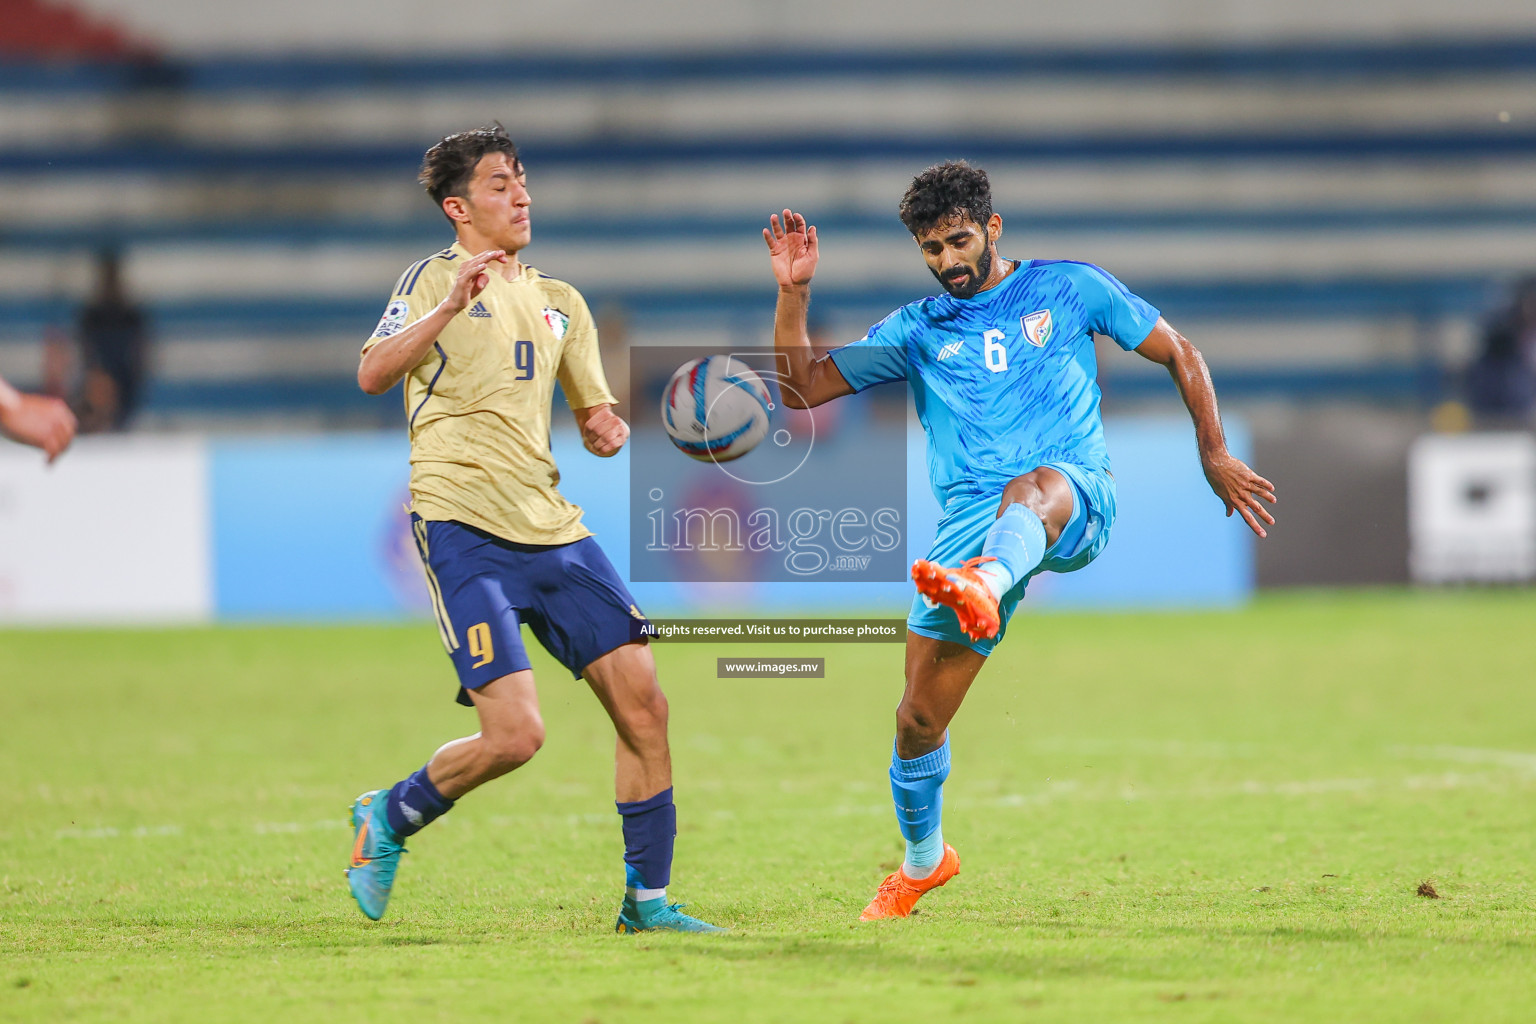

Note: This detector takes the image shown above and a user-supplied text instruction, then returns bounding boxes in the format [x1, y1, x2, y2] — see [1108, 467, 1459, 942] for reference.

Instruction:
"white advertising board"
[1409, 432, 1536, 584]
[0, 436, 211, 623]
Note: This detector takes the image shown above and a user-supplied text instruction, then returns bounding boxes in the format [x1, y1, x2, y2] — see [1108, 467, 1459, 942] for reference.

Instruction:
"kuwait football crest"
[541, 307, 570, 340]
[1021, 309, 1053, 347]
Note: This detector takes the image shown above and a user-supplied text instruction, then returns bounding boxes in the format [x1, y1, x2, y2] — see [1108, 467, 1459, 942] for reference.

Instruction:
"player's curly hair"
[898, 160, 994, 236]
[419, 123, 521, 217]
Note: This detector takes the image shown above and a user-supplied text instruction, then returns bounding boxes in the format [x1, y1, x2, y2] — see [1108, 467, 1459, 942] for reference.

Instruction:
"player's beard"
[933, 246, 994, 299]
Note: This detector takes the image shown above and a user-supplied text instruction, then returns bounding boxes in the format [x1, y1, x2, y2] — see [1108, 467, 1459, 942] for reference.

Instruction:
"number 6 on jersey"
[983, 329, 1009, 373]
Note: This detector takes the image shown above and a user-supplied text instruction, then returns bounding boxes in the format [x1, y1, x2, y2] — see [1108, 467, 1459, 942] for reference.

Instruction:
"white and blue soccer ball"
[661, 355, 773, 462]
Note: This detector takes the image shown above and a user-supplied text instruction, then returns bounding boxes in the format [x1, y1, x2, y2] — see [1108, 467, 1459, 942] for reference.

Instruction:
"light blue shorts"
[907, 463, 1116, 656]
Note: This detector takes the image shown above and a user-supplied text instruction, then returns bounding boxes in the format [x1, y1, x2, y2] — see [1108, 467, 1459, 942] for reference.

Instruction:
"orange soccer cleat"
[911, 557, 1002, 641]
[859, 844, 961, 920]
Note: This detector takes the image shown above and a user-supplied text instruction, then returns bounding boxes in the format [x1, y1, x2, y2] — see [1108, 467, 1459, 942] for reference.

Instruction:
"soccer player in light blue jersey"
[763, 161, 1277, 920]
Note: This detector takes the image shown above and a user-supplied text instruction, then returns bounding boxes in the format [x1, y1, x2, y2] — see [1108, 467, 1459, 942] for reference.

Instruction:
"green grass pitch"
[3, 590, 1535, 1022]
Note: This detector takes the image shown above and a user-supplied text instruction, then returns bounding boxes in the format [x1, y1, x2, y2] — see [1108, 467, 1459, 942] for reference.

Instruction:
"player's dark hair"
[898, 160, 994, 236]
[419, 123, 521, 217]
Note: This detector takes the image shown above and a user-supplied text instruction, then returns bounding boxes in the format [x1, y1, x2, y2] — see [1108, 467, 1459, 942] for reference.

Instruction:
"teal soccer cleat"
[615, 896, 727, 934]
[346, 789, 407, 920]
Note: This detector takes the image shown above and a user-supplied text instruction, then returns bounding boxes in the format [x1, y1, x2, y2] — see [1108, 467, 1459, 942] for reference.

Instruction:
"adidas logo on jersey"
[468, 301, 492, 318]
[936, 339, 965, 361]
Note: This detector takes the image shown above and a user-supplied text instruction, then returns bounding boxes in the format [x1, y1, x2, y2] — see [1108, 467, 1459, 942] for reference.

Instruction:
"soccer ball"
[661, 355, 772, 462]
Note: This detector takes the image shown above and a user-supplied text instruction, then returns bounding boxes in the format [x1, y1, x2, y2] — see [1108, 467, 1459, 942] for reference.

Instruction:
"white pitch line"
[251, 819, 349, 835]
[971, 770, 1530, 810]
[37, 765, 1536, 842]
[1389, 745, 1536, 775]
[54, 825, 183, 840]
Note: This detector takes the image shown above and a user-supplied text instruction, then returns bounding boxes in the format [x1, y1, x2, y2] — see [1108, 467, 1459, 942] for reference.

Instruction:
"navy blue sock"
[617, 787, 676, 896]
[384, 765, 454, 839]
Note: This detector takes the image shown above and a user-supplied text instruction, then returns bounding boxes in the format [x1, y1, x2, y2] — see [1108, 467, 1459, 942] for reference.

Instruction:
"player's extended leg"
[347, 669, 544, 920]
[911, 467, 1074, 641]
[584, 642, 725, 934]
[860, 632, 986, 920]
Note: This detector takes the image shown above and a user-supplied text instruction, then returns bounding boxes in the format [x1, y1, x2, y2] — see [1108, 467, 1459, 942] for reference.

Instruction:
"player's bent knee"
[488, 737, 542, 772]
[895, 701, 943, 749]
[1000, 474, 1047, 514]
[616, 687, 670, 746]
[640, 687, 670, 728]
[484, 720, 545, 771]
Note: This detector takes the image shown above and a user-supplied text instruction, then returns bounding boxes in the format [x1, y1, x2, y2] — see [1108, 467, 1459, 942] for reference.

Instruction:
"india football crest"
[541, 307, 570, 340]
[1021, 309, 1053, 348]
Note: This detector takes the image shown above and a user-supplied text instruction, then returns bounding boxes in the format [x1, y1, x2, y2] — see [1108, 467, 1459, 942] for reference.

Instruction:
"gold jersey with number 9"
[363, 242, 618, 546]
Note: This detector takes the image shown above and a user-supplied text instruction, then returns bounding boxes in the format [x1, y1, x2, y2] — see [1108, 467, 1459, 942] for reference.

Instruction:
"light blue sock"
[905, 826, 945, 879]
[890, 738, 951, 879]
[974, 503, 1048, 601]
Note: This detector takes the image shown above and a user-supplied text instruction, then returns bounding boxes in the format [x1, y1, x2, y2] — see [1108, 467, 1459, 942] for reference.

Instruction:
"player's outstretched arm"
[574, 404, 628, 457]
[1134, 319, 1278, 538]
[358, 249, 508, 395]
[0, 373, 76, 462]
[763, 210, 853, 409]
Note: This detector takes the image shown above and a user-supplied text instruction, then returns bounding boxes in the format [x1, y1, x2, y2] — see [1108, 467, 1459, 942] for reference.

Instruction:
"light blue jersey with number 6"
[828, 259, 1160, 506]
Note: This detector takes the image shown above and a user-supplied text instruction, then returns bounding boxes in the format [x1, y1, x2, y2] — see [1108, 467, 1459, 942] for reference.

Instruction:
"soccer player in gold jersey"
[346, 125, 722, 933]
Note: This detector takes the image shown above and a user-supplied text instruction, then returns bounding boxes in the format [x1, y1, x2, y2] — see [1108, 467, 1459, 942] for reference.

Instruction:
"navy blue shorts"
[410, 515, 650, 705]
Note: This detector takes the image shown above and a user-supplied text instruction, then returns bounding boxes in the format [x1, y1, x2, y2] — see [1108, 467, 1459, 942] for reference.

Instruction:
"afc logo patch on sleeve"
[372, 299, 410, 339]
[1021, 309, 1053, 348]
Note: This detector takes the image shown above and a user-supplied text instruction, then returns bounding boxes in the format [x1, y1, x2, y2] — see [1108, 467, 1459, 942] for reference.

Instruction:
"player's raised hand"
[0, 389, 76, 463]
[763, 210, 819, 289]
[1202, 452, 1277, 538]
[580, 404, 629, 457]
[445, 249, 509, 313]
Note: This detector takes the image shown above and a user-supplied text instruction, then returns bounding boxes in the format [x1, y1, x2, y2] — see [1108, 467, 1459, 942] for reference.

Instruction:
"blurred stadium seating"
[2, 17, 1535, 420]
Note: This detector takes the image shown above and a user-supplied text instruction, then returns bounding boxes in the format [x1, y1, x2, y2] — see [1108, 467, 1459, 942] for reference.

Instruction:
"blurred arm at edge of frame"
[0, 373, 78, 463]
